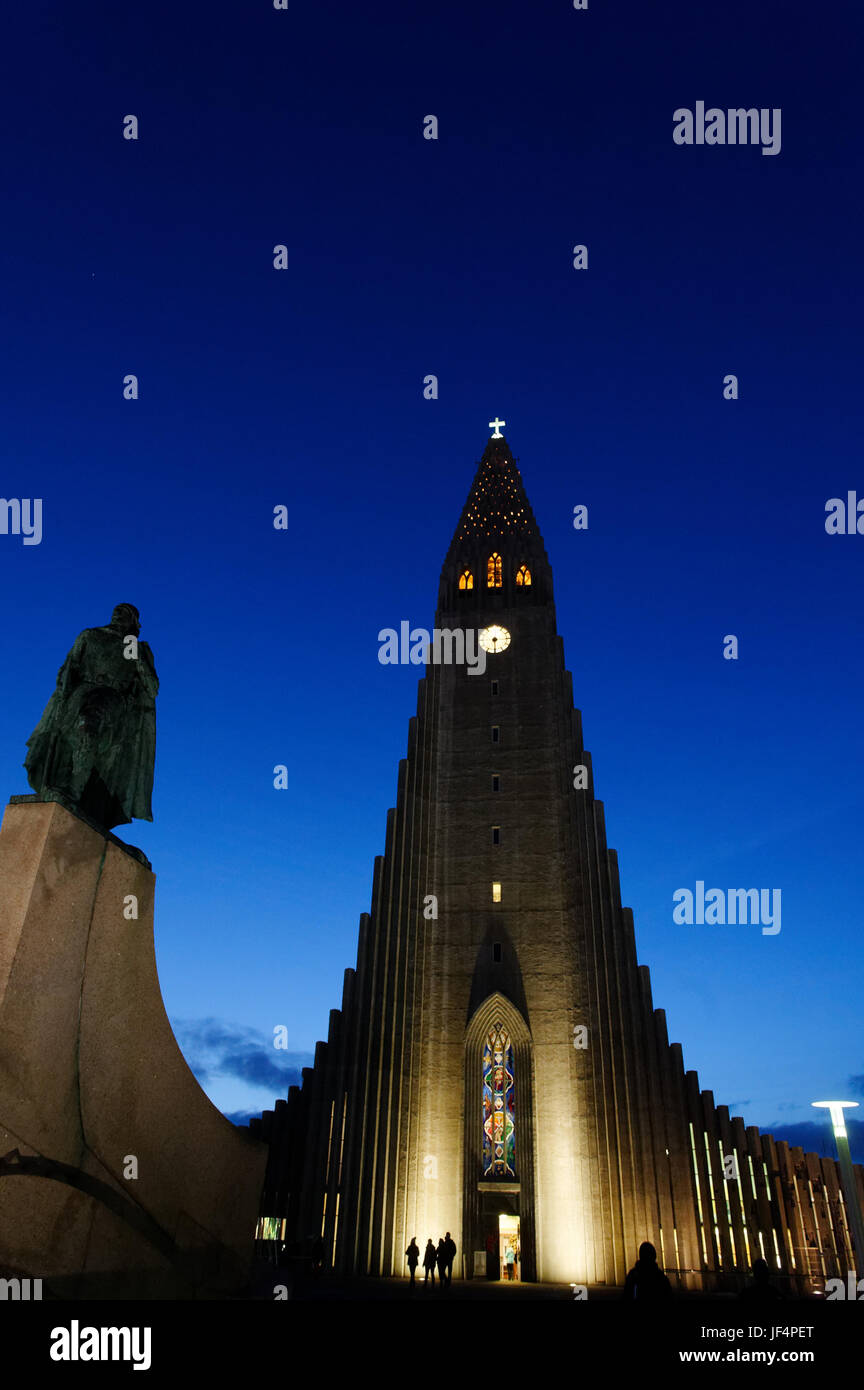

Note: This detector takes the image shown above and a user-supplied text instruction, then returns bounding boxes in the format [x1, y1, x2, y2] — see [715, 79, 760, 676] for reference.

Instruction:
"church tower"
[255, 429, 863, 1291]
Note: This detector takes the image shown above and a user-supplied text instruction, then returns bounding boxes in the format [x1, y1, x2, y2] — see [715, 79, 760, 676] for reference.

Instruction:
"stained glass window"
[459, 569, 474, 590]
[515, 565, 532, 587]
[482, 1023, 515, 1177]
[487, 553, 502, 587]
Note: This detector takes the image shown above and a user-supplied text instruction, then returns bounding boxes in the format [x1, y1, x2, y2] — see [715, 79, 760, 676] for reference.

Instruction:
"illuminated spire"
[450, 433, 540, 544]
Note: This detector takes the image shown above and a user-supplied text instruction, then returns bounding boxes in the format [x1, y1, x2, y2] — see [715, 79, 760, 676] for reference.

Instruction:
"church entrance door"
[499, 1213, 520, 1282]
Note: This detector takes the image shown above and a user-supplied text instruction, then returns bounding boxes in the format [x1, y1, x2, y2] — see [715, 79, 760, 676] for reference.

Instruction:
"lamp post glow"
[813, 1100, 864, 1279]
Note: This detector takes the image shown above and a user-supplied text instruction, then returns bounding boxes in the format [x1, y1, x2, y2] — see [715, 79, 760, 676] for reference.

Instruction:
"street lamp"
[812, 1101, 864, 1281]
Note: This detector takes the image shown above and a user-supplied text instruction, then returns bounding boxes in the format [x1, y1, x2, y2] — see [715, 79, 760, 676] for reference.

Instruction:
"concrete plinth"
[0, 798, 267, 1298]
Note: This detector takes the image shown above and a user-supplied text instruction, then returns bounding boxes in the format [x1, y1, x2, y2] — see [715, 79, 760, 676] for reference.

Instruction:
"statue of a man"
[24, 604, 158, 830]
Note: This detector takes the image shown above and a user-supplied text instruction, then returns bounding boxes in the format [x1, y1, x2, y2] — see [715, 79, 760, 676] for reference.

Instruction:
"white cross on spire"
[489, 417, 506, 439]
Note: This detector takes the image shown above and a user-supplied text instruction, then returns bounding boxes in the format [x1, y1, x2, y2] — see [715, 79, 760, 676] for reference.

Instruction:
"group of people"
[405, 1234, 457, 1287]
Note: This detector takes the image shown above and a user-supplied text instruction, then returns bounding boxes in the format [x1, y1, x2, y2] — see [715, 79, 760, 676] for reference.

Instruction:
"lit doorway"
[498, 1213, 520, 1282]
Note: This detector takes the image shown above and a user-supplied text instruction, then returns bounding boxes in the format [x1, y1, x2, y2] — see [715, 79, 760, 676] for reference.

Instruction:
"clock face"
[479, 625, 511, 654]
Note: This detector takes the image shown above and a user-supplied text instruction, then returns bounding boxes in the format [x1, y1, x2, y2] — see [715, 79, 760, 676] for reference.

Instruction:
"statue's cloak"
[24, 624, 158, 828]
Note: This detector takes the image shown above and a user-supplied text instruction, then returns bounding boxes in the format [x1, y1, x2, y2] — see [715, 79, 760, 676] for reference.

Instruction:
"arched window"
[515, 565, 532, 587]
[458, 569, 474, 590]
[487, 553, 502, 588]
[482, 1023, 515, 1177]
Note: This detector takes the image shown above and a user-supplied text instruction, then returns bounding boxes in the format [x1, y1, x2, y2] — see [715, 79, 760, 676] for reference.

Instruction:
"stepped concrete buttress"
[0, 798, 267, 1298]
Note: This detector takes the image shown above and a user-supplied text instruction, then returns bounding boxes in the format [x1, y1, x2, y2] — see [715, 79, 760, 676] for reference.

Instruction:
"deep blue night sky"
[1, 0, 862, 1162]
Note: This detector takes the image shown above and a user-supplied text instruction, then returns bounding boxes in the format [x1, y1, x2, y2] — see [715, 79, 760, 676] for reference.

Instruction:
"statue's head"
[110, 603, 141, 636]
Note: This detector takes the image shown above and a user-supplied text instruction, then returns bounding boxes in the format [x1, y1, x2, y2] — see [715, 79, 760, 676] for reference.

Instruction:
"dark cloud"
[223, 1052, 305, 1089]
[224, 1109, 262, 1128]
[172, 1016, 312, 1098]
[765, 1119, 864, 1165]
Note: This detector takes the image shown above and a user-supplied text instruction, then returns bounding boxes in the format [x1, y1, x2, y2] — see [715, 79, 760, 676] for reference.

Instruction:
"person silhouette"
[739, 1257, 783, 1301]
[622, 1241, 673, 1300]
[444, 1231, 457, 1286]
[436, 1237, 448, 1288]
[423, 1237, 437, 1285]
[406, 1237, 420, 1287]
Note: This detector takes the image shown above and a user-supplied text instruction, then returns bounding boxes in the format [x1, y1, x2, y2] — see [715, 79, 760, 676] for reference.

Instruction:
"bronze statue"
[24, 604, 158, 830]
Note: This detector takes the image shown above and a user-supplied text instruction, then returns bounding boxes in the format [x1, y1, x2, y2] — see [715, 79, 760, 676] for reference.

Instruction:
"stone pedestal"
[0, 798, 267, 1298]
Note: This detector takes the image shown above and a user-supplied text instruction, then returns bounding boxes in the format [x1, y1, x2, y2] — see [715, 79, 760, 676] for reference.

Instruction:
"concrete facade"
[0, 798, 266, 1298]
[254, 436, 863, 1291]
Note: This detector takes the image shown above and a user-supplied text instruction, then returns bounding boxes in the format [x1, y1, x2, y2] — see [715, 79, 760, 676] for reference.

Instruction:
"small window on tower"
[492, 882, 502, 903]
[492, 826, 500, 845]
[492, 774, 500, 792]
[516, 565, 532, 587]
[487, 553, 503, 587]
[492, 942, 502, 963]
[491, 726, 500, 744]
[458, 569, 474, 590]
[491, 680, 499, 696]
